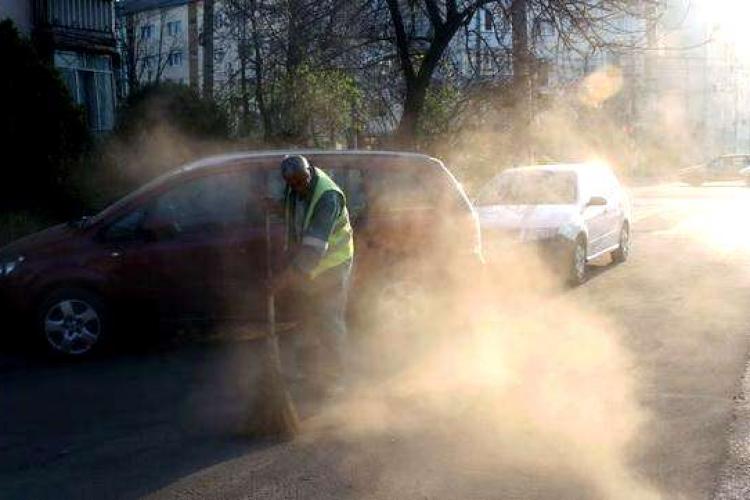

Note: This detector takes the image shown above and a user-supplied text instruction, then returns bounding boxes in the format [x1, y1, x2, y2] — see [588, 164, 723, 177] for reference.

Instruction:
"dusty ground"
[3, 182, 750, 499]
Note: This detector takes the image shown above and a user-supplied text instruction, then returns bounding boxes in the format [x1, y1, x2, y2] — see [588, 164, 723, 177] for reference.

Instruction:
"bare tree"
[365, 0, 663, 147]
[381, 0, 497, 146]
[203, 0, 215, 98]
[214, 0, 363, 141]
[120, 8, 185, 91]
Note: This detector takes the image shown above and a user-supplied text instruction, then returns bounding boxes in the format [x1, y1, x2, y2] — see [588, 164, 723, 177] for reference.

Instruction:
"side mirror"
[586, 196, 608, 207]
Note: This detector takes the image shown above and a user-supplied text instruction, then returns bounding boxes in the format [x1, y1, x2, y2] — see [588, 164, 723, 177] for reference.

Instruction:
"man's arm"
[270, 191, 343, 293]
[292, 191, 343, 275]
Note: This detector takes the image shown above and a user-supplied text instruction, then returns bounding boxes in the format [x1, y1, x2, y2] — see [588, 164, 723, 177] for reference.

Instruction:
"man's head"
[281, 155, 313, 196]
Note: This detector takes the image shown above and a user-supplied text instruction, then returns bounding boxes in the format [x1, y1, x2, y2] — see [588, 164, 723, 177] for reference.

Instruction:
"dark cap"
[280, 155, 311, 177]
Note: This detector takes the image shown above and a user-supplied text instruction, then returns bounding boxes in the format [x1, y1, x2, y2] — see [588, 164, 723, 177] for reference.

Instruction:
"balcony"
[33, 0, 116, 52]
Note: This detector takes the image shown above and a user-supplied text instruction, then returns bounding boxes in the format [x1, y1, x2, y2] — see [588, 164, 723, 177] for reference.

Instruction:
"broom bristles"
[241, 210, 300, 438]
[242, 335, 300, 439]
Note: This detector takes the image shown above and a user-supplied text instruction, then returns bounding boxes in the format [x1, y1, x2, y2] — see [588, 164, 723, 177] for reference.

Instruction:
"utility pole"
[239, 1, 249, 135]
[188, 0, 199, 90]
[511, 0, 531, 163]
[203, 0, 215, 99]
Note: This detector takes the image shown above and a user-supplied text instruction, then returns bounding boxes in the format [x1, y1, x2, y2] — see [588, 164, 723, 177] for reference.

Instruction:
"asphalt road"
[3, 182, 750, 499]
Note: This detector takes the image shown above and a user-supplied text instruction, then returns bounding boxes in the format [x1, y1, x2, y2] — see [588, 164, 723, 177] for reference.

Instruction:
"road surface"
[3, 182, 750, 499]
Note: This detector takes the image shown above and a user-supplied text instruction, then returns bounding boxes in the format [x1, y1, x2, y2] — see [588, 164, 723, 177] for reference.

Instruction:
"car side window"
[366, 164, 446, 212]
[263, 164, 367, 222]
[148, 171, 256, 235]
[101, 206, 147, 242]
[324, 166, 366, 221]
[346, 169, 366, 220]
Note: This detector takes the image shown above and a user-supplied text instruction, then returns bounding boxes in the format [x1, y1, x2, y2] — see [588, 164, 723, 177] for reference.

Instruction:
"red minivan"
[0, 151, 482, 356]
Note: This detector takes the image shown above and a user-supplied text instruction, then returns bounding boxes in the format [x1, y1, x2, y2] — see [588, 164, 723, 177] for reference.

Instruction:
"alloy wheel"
[44, 299, 101, 355]
[572, 241, 586, 284]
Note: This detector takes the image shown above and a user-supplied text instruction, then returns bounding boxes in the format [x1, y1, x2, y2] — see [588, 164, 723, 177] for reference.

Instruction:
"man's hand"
[268, 266, 304, 295]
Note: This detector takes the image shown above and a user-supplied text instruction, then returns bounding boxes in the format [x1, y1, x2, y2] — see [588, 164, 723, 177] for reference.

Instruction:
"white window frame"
[54, 51, 115, 132]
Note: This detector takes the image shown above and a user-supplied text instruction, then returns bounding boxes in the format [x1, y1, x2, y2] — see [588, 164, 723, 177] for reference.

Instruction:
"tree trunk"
[203, 0, 215, 99]
[393, 28, 455, 149]
[239, 6, 250, 135]
[511, 0, 531, 162]
[250, 0, 272, 141]
[394, 81, 428, 148]
[125, 14, 138, 91]
[188, 0, 199, 89]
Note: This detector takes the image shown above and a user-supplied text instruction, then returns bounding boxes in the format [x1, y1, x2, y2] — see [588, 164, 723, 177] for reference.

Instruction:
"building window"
[141, 55, 155, 71]
[541, 20, 555, 37]
[140, 24, 154, 40]
[483, 9, 493, 31]
[168, 51, 183, 67]
[482, 50, 492, 74]
[167, 20, 182, 36]
[54, 51, 115, 132]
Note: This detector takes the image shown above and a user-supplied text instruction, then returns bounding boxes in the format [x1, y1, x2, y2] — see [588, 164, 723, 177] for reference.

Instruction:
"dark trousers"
[295, 261, 352, 387]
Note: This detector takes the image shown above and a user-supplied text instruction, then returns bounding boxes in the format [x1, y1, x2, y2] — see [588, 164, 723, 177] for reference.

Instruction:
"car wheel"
[611, 223, 631, 264]
[37, 288, 107, 357]
[568, 237, 587, 286]
[349, 272, 432, 372]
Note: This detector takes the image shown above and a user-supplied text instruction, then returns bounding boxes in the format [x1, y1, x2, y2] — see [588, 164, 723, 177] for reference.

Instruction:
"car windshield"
[87, 172, 176, 226]
[479, 170, 578, 205]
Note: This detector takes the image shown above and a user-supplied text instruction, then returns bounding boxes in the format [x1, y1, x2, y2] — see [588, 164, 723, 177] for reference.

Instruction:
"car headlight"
[521, 228, 559, 242]
[0, 256, 25, 277]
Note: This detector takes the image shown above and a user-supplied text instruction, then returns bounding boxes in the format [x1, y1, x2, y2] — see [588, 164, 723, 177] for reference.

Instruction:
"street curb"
[714, 340, 750, 499]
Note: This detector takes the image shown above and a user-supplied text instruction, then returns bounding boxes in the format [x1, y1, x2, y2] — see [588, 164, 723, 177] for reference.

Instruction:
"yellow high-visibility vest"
[285, 167, 354, 279]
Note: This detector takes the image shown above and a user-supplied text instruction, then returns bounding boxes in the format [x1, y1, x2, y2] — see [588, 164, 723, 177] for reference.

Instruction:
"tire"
[567, 237, 587, 287]
[611, 223, 631, 264]
[36, 288, 108, 357]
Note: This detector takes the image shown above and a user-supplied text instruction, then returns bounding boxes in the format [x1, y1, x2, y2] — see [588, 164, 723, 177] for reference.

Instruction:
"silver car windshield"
[480, 170, 578, 205]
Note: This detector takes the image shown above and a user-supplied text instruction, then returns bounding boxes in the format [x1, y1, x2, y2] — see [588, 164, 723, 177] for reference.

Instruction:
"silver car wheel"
[44, 299, 101, 355]
[612, 224, 631, 263]
[572, 241, 586, 284]
[620, 226, 631, 260]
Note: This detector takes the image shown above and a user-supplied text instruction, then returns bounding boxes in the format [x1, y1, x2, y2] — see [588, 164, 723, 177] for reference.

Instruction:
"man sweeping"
[270, 154, 355, 398]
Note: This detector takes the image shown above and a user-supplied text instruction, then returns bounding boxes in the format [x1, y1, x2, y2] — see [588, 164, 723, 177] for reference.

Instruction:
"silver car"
[476, 163, 632, 285]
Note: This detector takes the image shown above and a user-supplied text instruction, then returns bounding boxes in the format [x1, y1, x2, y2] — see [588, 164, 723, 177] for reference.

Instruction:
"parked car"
[679, 154, 750, 186]
[0, 151, 481, 356]
[476, 163, 631, 285]
[739, 166, 750, 186]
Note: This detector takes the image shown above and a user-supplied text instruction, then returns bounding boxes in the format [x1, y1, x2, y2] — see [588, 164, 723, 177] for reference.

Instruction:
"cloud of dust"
[301, 246, 659, 499]
[438, 63, 707, 192]
[578, 65, 624, 108]
[102, 122, 236, 189]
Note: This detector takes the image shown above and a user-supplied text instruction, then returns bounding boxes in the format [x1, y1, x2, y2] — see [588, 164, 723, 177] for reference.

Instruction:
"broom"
[242, 210, 300, 438]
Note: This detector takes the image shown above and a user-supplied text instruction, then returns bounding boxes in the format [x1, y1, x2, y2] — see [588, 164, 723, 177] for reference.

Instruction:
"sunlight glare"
[698, 0, 750, 58]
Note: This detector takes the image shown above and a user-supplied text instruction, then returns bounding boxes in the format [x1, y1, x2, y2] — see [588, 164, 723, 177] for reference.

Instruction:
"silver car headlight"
[1, 256, 25, 277]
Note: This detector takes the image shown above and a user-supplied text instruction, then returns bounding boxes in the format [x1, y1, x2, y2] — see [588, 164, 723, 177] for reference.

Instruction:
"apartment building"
[117, 0, 239, 92]
[0, 0, 118, 132]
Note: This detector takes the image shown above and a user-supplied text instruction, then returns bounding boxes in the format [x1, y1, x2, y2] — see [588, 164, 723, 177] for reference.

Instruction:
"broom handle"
[265, 210, 276, 340]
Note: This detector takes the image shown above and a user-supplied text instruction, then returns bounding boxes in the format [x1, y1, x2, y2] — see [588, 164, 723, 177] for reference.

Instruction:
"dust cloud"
[110, 62, 699, 499]
[299, 248, 660, 499]
[274, 64, 674, 496]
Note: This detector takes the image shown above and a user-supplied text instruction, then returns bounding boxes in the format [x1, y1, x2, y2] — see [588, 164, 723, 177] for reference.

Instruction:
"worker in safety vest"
[270, 155, 354, 394]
